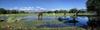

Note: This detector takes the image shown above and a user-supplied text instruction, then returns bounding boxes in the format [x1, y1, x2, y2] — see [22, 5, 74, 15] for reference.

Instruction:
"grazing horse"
[38, 12, 43, 20]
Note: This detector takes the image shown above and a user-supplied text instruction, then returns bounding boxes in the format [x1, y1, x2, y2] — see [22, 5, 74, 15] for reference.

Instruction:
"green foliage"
[0, 8, 7, 14]
[87, 0, 100, 11]
[0, 8, 27, 14]
[87, 0, 100, 16]
[69, 8, 78, 13]
[47, 11, 54, 13]
[54, 10, 59, 13]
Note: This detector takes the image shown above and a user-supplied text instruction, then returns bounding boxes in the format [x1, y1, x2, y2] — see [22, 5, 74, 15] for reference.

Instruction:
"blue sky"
[0, 0, 86, 10]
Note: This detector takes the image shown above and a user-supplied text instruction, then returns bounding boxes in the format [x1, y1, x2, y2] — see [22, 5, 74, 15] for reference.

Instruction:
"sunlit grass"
[0, 20, 85, 30]
[0, 13, 88, 30]
[1, 19, 86, 30]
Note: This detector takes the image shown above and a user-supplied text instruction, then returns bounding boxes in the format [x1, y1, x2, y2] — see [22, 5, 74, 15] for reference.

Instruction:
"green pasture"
[0, 13, 93, 30]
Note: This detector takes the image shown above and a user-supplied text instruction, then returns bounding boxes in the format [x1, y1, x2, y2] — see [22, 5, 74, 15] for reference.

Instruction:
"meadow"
[0, 13, 93, 30]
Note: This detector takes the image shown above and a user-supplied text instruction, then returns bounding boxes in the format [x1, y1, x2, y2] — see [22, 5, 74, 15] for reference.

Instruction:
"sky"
[0, 0, 87, 11]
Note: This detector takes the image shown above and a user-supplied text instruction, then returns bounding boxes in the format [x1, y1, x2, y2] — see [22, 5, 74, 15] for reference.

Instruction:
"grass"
[0, 13, 90, 30]
[0, 20, 86, 30]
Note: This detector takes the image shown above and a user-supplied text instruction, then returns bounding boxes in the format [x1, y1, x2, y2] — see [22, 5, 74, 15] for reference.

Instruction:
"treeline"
[0, 8, 28, 14]
[43, 8, 87, 13]
[0, 8, 87, 14]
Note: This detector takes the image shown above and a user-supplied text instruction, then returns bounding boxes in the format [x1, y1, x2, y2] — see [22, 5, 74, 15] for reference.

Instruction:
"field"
[0, 13, 93, 30]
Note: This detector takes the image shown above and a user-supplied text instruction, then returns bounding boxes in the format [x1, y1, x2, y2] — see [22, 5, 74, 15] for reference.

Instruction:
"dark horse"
[38, 12, 43, 20]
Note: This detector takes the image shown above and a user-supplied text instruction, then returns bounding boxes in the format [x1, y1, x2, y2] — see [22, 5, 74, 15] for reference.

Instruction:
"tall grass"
[0, 14, 86, 30]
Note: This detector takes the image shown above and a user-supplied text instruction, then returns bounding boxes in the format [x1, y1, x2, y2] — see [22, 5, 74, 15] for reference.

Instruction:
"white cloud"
[9, 7, 34, 10]
[8, 6, 70, 12]
[8, 6, 48, 12]
[9, 6, 68, 11]
[36, 6, 41, 9]
[19, 7, 34, 10]
[35, 6, 46, 10]
[34, 6, 47, 12]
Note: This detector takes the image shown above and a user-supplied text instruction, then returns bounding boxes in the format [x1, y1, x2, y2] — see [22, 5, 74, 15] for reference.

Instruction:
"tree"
[47, 11, 53, 13]
[87, 0, 100, 30]
[87, 0, 100, 15]
[10, 10, 19, 14]
[0, 8, 7, 14]
[78, 10, 85, 13]
[19, 11, 26, 13]
[59, 10, 67, 13]
[69, 8, 78, 13]
[54, 10, 59, 13]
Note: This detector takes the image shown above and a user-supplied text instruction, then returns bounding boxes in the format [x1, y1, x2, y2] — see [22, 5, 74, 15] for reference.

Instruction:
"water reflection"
[22, 16, 89, 27]
[0, 15, 89, 29]
[76, 16, 88, 26]
[0, 16, 89, 25]
[22, 16, 57, 21]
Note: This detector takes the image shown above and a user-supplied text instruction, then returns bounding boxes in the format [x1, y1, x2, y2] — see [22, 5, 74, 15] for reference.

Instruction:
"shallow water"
[0, 15, 89, 28]
[22, 16, 89, 27]
[22, 16, 57, 21]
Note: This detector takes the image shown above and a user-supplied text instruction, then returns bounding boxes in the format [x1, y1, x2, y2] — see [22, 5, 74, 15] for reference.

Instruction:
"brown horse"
[38, 12, 43, 20]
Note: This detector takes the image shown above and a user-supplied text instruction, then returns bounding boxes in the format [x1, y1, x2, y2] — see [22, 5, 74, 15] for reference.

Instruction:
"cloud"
[34, 6, 46, 12]
[7, 6, 70, 12]
[35, 6, 46, 10]
[7, 6, 48, 12]
[13, 6, 45, 10]
[19, 7, 34, 10]
[9, 7, 34, 10]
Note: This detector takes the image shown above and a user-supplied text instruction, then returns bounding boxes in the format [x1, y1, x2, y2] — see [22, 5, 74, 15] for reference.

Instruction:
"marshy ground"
[0, 13, 93, 30]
